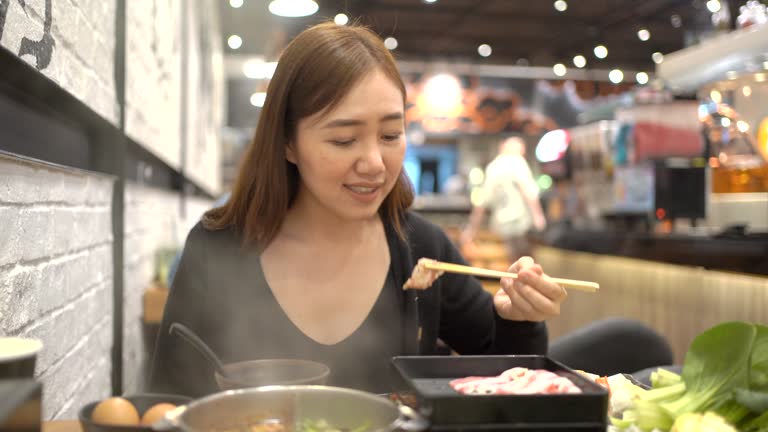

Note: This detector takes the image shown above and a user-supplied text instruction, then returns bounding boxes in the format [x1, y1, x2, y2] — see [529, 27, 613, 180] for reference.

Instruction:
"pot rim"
[161, 385, 426, 432]
[214, 359, 330, 386]
[191, 385, 395, 409]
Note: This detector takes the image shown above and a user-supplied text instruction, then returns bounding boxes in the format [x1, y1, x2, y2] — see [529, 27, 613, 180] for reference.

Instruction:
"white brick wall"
[122, 182, 212, 394]
[0, 0, 119, 125]
[124, 0, 182, 170]
[0, 154, 115, 420]
[184, 1, 224, 196]
[1, 0, 223, 417]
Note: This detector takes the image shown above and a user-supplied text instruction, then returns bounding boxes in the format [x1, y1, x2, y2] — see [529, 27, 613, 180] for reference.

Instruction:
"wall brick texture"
[122, 182, 211, 394]
[124, 0, 182, 170]
[0, 0, 221, 419]
[0, 0, 119, 125]
[0, 155, 114, 420]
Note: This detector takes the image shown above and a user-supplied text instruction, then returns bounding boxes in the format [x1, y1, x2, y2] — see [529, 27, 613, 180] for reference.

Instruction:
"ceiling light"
[250, 92, 267, 107]
[763, 61, 768, 70]
[594, 45, 608, 59]
[637, 29, 650, 41]
[478, 44, 492, 57]
[268, 0, 318, 17]
[243, 60, 278, 79]
[652, 52, 664, 64]
[743, 86, 752, 97]
[230, 0, 244, 8]
[424, 0, 438, 3]
[710, 89, 722, 103]
[422, 74, 463, 117]
[671, 14, 682, 28]
[553, 63, 567, 77]
[573, 55, 586, 68]
[227, 35, 243, 50]
[334, 13, 349, 25]
[721, 117, 731, 127]
[608, 69, 624, 84]
[706, 0, 721, 13]
[384, 37, 398, 50]
[554, 0, 567, 12]
[636, 72, 649, 85]
[726, 70, 738, 80]
[756, 73, 767, 83]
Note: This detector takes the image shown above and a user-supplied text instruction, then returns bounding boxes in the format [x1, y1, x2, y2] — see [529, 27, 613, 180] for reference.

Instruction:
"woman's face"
[288, 68, 406, 221]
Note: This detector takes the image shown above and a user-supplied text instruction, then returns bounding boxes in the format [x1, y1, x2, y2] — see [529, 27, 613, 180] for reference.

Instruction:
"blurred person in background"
[148, 22, 566, 398]
[461, 136, 547, 260]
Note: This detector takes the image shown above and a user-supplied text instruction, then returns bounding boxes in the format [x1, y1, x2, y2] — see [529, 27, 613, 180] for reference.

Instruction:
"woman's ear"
[286, 142, 297, 164]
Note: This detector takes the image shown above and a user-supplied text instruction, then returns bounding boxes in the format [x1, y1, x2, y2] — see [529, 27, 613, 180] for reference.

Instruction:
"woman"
[148, 22, 567, 397]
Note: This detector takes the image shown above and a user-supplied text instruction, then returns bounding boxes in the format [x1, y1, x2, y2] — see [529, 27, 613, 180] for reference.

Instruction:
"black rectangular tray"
[391, 355, 608, 429]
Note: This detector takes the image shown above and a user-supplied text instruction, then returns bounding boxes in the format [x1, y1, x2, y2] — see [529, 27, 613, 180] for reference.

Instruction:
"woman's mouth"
[344, 184, 382, 202]
[345, 185, 378, 194]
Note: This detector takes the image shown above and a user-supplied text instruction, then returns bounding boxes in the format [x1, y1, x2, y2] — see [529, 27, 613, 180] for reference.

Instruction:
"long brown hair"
[203, 22, 414, 247]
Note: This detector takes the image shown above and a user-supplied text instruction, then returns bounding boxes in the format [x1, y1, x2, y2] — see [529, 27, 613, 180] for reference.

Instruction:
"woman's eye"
[330, 139, 355, 146]
[381, 133, 402, 142]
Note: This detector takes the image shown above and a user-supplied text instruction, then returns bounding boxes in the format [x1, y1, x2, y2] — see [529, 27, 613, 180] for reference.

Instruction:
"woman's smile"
[344, 182, 383, 202]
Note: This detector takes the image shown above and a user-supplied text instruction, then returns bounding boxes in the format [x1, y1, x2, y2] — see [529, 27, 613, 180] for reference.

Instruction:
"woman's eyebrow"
[321, 112, 403, 129]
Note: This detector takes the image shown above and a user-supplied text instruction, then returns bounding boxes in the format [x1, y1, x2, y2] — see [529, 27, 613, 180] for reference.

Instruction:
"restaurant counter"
[531, 226, 768, 277]
[525, 227, 768, 364]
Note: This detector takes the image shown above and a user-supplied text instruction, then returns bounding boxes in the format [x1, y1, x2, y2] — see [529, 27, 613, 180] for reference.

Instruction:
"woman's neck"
[280, 190, 382, 245]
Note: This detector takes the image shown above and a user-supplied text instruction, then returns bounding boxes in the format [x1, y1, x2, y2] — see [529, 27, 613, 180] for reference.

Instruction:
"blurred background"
[0, 0, 766, 422]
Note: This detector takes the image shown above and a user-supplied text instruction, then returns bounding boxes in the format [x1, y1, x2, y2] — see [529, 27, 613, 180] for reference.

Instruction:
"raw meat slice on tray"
[449, 367, 582, 395]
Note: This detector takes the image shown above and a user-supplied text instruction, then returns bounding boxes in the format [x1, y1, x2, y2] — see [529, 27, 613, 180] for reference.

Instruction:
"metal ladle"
[169, 322, 230, 378]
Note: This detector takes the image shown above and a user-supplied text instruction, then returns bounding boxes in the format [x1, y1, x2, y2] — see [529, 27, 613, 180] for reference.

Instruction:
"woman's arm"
[428, 225, 549, 355]
[146, 225, 216, 397]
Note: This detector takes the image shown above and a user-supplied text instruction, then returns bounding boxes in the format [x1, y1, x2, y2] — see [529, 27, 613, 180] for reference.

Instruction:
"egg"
[91, 397, 140, 426]
[140, 403, 177, 426]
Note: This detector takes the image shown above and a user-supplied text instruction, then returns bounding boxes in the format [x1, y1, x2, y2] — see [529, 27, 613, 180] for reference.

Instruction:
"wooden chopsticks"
[422, 260, 599, 293]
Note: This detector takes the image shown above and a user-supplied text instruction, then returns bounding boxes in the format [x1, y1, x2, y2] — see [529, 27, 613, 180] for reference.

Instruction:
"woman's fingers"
[514, 277, 561, 317]
[508, 256, 535, 274]
[497, 258, 567, 321]
[519, 270, 566, 303]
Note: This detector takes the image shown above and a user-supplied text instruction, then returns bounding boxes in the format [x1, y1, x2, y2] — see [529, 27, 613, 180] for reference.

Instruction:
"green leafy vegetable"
[711, 397, 752, 425]
[741, 410, 768, 432]
[749, 325, 768, 391]
[610, 410, 637, 429]
[636, 399, 674, 431]
[735, 388, 768, 414]
[614, 321, 768, 431]
[639, 382, 686, 403]
[661, 322, 756, 417]
[652, 368, 683, 389]
[670, 412, 736, 432]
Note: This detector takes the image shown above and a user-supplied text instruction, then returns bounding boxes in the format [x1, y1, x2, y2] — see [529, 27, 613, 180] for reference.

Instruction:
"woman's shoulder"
[402, 210, 452, 246]
[403, 210, 439, 233]
[186, 220, 242, 251]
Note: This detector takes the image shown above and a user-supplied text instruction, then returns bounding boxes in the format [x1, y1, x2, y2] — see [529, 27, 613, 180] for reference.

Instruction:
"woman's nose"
[356, 141, 385, 175]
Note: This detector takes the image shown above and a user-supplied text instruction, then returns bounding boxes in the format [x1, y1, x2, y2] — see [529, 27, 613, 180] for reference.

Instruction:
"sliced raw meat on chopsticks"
[449, 367, 582, 395]
[403, 258, 444, 290]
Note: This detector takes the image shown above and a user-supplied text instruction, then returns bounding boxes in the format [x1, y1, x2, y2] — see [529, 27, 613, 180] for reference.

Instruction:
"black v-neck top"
[253, 262, 402, 393]
[148, 212, 547, 398]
